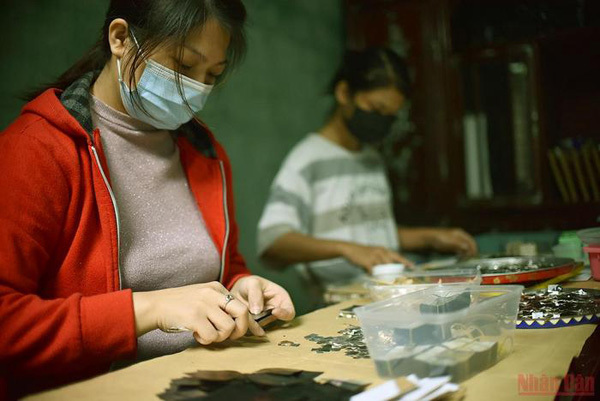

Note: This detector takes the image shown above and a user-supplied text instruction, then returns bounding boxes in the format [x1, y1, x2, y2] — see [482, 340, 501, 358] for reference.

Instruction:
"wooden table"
[27, 280, 599, 401]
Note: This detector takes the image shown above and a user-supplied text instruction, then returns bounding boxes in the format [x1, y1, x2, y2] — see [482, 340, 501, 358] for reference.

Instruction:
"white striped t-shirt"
[257, 134, 399, 286]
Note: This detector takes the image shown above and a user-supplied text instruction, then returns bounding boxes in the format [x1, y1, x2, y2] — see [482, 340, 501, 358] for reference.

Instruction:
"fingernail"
[251, 306, 261, 314]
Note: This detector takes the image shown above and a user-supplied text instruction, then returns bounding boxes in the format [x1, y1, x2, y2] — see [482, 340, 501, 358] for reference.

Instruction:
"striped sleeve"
[256, 161, 312, 257]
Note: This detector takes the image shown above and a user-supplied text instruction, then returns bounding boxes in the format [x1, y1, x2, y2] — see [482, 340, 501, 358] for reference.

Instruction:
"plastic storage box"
[553, 231, 585, 262]
[355, 285, 523, 382]
[365, 269, 482, 301]
[577, 227, 600, 246]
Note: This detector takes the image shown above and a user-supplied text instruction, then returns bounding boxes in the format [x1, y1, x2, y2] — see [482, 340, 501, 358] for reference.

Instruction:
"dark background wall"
[0, 0, 345, 315]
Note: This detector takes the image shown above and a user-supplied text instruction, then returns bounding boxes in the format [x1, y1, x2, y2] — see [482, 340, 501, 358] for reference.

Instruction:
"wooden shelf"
[346, 0, 600, 233]
[450, 203, 600, 233]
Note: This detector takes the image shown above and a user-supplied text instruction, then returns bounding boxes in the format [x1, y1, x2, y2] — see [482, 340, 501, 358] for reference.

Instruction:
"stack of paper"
[350, 375, 462, 401]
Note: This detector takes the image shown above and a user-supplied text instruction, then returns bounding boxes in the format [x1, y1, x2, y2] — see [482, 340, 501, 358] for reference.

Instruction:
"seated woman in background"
[257, 48, 477, 293]
[0, 0, 294, 398]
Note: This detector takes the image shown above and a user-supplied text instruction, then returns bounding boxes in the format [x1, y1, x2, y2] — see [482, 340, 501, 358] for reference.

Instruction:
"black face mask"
[345, 106, 396, 144]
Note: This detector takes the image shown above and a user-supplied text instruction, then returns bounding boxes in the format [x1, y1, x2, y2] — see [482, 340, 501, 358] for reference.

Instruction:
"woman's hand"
[230, 276, 295, 325]
[428, 228, 478, 257]
[132, 281, 264, 345]
[339, 242, 414, 272]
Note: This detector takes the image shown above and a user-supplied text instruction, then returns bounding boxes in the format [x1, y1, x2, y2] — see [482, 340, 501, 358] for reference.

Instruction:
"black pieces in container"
[393, 323, 454, 345]
[372, 337, 499, 382]
[419, 291, 472, 314]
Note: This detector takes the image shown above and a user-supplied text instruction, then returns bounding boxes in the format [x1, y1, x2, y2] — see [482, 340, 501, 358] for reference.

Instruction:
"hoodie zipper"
[218, 160, 230, 282]
[90, 144, 123, 290]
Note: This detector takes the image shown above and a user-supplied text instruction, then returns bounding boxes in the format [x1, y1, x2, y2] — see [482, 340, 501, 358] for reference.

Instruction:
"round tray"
[447, 256, 576, 285]
[516, 288, 600, 329]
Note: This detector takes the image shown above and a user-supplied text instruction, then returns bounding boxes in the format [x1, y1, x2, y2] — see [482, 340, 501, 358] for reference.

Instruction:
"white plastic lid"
[372, 263, 405, 277]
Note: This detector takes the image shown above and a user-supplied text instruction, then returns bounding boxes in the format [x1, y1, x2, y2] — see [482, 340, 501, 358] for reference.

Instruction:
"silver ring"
[224, 294, 235, 308]
[163, 326, 190, 333]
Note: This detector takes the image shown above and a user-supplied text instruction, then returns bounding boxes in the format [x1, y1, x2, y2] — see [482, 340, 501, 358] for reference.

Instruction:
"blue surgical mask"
[117, 35, 213, 130]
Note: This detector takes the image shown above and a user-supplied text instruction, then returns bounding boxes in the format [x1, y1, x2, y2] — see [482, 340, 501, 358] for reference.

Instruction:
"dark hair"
[26, 0, 246, 101]
[330, 47, 411, 98]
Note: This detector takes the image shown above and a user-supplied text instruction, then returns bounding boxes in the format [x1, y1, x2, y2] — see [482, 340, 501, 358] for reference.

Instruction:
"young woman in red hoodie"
[0, 0, 295, 398]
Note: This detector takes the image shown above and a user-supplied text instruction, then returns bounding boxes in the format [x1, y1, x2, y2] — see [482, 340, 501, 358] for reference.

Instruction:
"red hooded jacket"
[0, 73, 250, 399]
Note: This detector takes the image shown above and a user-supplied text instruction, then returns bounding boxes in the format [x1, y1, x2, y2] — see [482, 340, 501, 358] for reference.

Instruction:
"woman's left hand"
[230, 276, 296, 326]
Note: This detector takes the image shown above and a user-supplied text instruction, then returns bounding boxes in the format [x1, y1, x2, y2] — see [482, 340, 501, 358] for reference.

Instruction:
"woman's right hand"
[338, 242, 413, 272]
[132, 281, 264, 345]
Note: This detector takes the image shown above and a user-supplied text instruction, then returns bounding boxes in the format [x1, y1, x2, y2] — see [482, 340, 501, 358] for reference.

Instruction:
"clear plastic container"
[365, 268, 482, 301]
[559, 231, 581, 245]
[372, 263, 405, 282]
[354, 285, 523, 382]
[552, 243, 584, 262]
[577, 227, 600, 246]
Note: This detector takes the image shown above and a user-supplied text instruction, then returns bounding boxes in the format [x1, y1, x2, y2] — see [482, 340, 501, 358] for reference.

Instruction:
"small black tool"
[252, 309, 274, 327]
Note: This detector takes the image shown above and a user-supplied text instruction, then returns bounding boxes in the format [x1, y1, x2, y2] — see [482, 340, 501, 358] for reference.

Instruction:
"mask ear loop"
[129, 29, 141, 49]
[120, 28, 142, 81]
[115, 28, 138, 87]
[119, 28, 154, 118]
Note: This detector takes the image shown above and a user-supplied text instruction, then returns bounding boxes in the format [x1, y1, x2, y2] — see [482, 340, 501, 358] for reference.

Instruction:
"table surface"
[27, 279, 600, 401]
